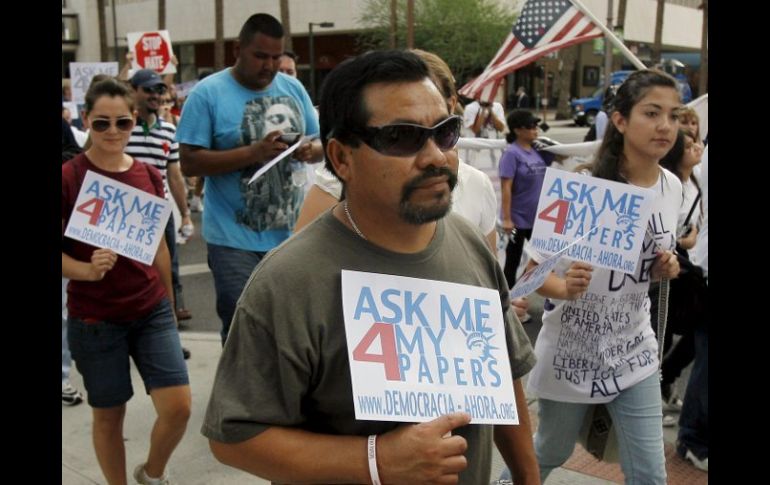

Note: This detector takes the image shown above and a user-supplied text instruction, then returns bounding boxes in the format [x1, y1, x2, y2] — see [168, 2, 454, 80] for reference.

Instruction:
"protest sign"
[64, 171, 172, 265]
[342, 271, 518, 424]
[69, 62, 119, 104]
[127, 30, 176, 74]
[531, 168, 656, 274]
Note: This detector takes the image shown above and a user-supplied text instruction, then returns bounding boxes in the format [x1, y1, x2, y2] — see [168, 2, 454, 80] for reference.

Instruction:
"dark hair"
[592, 69, 679, 182]
[89, 73, 113, 89]
[602, 84, 619, 112]
[281, 50, 298, 61]
[660, 130, 686, 176]
[660, 129, 700, 191]
[239, 13, 283, 45]
[505, 115, 518, 143]
[84, 78, 135, 115]
[318, 50, 431, 177]
[504, 109, 538, 143]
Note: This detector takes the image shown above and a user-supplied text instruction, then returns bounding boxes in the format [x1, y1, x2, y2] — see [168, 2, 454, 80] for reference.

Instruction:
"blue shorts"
[68, 298, 189, 408]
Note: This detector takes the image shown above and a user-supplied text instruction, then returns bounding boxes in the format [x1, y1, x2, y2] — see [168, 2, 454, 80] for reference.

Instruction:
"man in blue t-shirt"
[177, 13, 322, 344]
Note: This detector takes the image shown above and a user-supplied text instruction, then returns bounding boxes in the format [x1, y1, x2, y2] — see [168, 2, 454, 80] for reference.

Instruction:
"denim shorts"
[68, 298, 189, 408]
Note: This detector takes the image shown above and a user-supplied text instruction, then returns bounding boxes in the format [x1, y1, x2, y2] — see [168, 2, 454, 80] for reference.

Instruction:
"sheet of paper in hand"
[342, 270, 518, 424]
[248, 135, 317, 185]
[64, 170, 172, 265]
[530, 168, 656, 274]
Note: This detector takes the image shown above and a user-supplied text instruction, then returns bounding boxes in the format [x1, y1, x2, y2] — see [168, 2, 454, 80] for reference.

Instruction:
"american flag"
[459, 0, 603, 103]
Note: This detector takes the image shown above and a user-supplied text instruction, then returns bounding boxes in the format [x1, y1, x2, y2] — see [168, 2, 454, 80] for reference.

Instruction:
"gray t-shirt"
[202, 211, 536, 484]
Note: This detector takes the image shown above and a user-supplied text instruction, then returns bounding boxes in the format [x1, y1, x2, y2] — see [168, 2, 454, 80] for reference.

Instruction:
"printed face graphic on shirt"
[237, 96, 305, 232]
[264, 103, 298, 134]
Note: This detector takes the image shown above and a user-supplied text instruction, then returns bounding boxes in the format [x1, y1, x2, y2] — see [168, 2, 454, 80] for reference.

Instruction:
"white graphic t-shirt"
[526, 168, 682, 403]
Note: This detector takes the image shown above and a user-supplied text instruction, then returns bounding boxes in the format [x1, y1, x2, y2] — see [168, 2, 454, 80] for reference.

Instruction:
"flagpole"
[570, 0, 646, 70]
[541, 64, 548, 124]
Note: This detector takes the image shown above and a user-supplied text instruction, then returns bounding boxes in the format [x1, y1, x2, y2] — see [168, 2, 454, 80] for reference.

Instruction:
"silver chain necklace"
[343, 200, 367, 240]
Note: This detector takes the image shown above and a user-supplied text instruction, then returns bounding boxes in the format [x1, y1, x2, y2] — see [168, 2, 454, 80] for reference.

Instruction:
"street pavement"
[62, 120, 693, 484]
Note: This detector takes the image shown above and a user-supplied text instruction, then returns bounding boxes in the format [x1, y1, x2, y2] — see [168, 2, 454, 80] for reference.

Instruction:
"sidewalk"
[63, 327, 695, 484]
[63, 332, 270, 485]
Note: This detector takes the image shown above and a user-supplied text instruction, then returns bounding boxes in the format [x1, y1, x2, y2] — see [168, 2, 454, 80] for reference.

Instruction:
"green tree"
[359, 0, 519, 84]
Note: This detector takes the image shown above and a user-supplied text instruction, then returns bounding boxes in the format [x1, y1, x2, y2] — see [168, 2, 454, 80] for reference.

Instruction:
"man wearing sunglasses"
[127, 69, 195, 356]
[203, 50, 539, 485]
[177, 13, 322, 345]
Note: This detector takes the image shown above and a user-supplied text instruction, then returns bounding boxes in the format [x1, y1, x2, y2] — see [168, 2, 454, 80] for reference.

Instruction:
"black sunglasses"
[353, 115, 463, 157]
[141, 84, 168, 95]
[90, 117, 135, 133]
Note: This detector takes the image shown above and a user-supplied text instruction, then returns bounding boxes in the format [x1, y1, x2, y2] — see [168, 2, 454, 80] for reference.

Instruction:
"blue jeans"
[508, 372, 666, 484]
[62, 277, 71, 385]
[677, 318, 708, 460]
[68, 298, 189, 408]
[206, 243, 266, 345]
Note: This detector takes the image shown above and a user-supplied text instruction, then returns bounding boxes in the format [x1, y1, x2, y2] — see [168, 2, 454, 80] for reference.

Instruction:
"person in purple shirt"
[499, 109, 554, 289]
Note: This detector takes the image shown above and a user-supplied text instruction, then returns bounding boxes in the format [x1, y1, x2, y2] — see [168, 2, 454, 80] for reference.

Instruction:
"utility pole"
[280, 0, 293, 51]
[97, 0, 108, 61]
[652, 0, 665, 65]
[112, 0, 119, 62]
[214, 0, 224, 71]
[158, 0, 165, 29]
[390, 0, 397, 48]
[615, 0, 627, 70]
[406, 0, 414, 48]
[699, 0, 708, 95]
[604, 0, 613, 91]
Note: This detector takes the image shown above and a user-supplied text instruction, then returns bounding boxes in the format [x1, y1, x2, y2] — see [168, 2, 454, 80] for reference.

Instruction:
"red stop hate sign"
[135, 33, 170, 72]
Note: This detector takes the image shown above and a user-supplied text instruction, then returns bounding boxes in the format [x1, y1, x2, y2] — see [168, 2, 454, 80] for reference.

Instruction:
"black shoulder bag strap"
[682, 191, 702, 229]
[656, 186, 702, 373]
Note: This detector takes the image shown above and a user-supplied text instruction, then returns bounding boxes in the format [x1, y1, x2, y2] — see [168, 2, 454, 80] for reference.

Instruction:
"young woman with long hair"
[62, 78, 191, 485]
[523, 70, 683, 484]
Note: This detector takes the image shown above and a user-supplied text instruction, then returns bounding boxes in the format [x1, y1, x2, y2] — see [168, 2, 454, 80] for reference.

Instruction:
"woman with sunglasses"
[515, 70, 682, 484]
[62, 78, 191, 485]
[498, 109, 555, 301]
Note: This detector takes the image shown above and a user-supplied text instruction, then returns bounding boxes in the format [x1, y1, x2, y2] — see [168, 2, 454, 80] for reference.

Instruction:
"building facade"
[62, 0, 706, 103]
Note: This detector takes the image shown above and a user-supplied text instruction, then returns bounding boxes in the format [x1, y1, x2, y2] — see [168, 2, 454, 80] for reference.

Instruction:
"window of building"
[62, 14, 79, 44]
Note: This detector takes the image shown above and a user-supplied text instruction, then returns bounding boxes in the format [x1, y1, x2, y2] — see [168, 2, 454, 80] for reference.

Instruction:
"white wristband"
[367, 434, 381, 485]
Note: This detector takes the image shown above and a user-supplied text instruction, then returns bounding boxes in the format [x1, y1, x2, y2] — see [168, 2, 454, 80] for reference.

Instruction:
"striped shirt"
[125, 116, 179, 199]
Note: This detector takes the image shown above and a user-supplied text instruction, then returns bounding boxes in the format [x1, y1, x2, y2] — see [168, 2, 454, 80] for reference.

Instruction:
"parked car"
[571, 70, 692, 126]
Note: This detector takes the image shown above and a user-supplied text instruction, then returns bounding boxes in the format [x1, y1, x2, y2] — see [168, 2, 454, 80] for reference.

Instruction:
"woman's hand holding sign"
[89, 248, 118, 281]
[378, 411, 471, 484]
[651, 249, 680, 281]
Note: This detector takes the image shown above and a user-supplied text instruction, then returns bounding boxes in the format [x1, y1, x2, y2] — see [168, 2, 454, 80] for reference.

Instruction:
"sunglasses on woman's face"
[90, 117, 135, 133]
[353, 115, 463, 157]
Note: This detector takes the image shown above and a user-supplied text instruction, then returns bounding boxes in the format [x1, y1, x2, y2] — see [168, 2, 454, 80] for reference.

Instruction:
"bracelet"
[367, 434, 381, 485]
